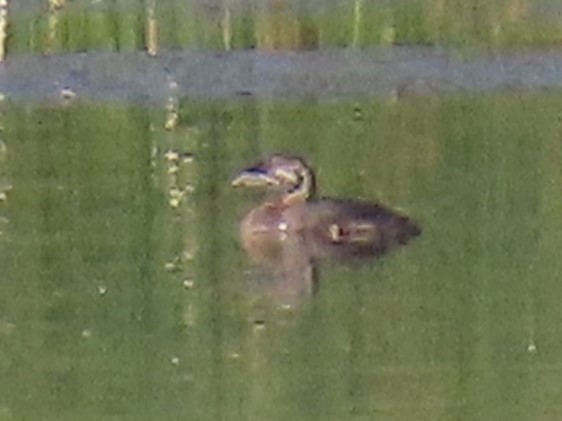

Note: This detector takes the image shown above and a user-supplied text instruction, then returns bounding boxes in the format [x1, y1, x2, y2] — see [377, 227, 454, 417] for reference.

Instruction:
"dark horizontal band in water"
[2, 47, 562, 102]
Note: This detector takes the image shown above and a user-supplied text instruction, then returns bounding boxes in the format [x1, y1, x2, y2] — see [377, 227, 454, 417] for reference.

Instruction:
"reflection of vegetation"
[8, 0, 562, 53]
[254, 0, 319, 50]
[1, 93, 562, 418]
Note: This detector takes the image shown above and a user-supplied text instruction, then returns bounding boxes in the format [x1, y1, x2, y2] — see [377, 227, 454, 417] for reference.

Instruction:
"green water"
[3, 1, 562, 419]
[0, 94, 561, 420]
[10, 0, 562, 53]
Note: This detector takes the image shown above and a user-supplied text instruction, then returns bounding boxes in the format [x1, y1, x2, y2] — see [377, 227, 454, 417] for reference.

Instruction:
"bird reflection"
[232, 154, 421, 307]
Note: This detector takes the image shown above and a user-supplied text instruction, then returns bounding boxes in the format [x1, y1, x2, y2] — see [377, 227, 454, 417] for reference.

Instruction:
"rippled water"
[3, 48, 562, 102]
[1, 1, 562, 419]
[0, 94, 561, 420]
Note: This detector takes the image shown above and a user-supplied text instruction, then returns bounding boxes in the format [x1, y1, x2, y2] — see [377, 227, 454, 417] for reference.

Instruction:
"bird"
[232, 154, 421, 264]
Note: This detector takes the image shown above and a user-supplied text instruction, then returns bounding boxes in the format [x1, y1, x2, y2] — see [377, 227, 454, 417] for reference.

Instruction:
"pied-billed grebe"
[232, 154, 421, 263]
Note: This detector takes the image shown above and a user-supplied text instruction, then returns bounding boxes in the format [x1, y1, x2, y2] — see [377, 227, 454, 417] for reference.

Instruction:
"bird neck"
[283, 169, 314, 206]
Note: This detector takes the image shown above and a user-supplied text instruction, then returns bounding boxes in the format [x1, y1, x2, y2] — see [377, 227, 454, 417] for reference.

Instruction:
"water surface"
[0, 95, 561, 420]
